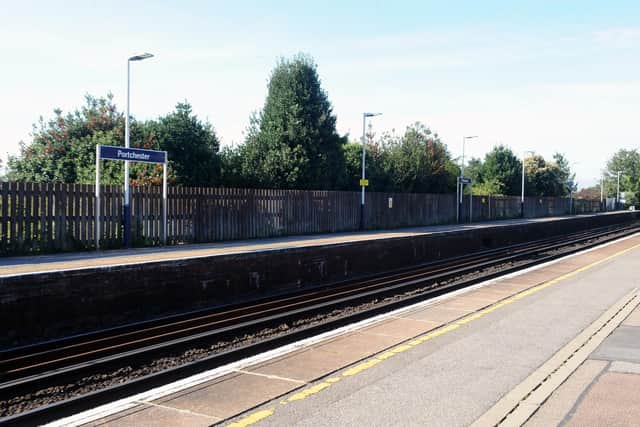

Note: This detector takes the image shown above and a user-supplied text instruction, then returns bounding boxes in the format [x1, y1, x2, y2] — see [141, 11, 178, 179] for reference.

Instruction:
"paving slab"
[153, 371, 299, 419]
[524, 360, 608, 427]
[360, 317, 439, 339]
[435, 296, 492, 312]
[623, 307, 640, 326]
[315, 331, 400, 360]
[464, 287, 514, 301]
[609, 361, 640, 374]
[402, 306, 469, 323]
[488, 280, 533, 292]
[83, 403, 217, 427]
[566, 372, 640, 427]
[590, 325, 640, 363]
[249, 347, 355, 383]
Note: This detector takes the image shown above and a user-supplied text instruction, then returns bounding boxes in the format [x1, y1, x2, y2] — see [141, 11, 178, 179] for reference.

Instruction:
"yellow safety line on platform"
[224, 240, 640, 427]
[226, 408, 275, 427]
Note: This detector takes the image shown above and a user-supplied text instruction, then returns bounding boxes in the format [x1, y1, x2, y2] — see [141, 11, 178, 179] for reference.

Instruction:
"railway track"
[1, 222, 638, 425]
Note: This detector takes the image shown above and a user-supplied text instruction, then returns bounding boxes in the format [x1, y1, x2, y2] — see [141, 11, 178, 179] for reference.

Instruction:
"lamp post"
[458, 135, 478, 223]
[124, 52, 154, 248]
[616, 170, 622, 208]
[521, 150, 534, 218]
[568, 161, 579, 215]
[360, 112, 381, 229]
[600, 171, 605, 211]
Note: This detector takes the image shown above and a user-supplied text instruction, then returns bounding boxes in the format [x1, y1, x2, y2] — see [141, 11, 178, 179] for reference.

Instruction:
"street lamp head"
[129, 53, 154, 61]
[364, 112, 382, 118]
[464, 135, 478, 140]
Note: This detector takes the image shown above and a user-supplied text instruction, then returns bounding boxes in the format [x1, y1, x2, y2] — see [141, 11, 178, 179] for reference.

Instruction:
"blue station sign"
[99, 145, 167, 164]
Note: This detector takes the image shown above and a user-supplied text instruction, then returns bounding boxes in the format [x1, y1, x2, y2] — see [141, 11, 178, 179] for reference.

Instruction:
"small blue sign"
[460, 177, 472, 184]
[99, 145, 167, 164]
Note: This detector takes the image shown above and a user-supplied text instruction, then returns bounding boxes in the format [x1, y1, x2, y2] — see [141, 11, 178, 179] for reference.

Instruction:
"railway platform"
[4, 211, 637, 349]
[0, 212, 628, 278]
[46, 229, 640, 426]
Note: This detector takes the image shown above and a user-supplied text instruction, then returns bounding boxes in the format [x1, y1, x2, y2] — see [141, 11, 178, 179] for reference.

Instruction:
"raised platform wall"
[2, 212, 638, 349]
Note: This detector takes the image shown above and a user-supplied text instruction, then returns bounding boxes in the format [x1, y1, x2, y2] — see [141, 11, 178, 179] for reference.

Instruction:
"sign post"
[95, 145, 168, 249]
[95, 145, 101, 250]
[459, 177, 473, 223]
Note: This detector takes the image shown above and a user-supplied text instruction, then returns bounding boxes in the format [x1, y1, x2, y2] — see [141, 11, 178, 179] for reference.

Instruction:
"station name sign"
[99, 145, 167, 164]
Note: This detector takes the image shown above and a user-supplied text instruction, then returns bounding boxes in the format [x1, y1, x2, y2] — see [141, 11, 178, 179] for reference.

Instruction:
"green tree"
[479, 145, 522, 195]
[240, 54, 347, 189]
[465, 157, 483, 184]
[605, 149, 640, 205]
[7, 94, 125, 184]
[342, 141, 391, 192]
[219, 145, 246, 187]
[553, 152, 575, 192]
[382, 122, 457, 193]
[523, 155, 568, 197]
[141, 102, 221, 186]
[7, 97, 221, 187]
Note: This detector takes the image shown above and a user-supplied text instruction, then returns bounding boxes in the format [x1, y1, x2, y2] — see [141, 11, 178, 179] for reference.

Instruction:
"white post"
[460, 136, 465, 205]
[459, 136, 477, 221]
[521, 153, 525, 217]
[456, 177, 460, 222]
[162, 159, 168, 245]
[95, 144, 101, 250]
[600, 172, 604, 210]
[469, 182, 473, 222]
[569, 186, 573, 214]
[616, 171, 621, 206]
[124, 59, 131, 247]
[360, 113, 366, 229]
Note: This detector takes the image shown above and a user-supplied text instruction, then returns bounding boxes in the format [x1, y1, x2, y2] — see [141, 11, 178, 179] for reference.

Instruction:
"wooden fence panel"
[0, 182, 608, 255]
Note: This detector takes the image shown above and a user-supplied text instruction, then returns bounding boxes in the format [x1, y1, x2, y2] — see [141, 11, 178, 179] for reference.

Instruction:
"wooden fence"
[0, 182, 604, 255]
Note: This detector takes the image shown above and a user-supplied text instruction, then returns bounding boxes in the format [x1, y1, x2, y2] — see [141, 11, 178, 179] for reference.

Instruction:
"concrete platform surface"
[58, 232, 640, 426]
[0, 212, 621, 277]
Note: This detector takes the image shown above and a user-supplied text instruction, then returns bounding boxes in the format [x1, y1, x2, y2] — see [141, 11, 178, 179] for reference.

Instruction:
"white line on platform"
[45, 232, 639, 427]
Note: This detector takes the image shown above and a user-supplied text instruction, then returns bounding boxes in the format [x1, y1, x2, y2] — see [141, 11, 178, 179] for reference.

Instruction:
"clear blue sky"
[1, 1, 639, 187]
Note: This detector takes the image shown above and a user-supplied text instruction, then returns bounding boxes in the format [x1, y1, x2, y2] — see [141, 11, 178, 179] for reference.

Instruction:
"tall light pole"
[568, 162, 579, 215]
[458, 135, 478, 223]
[124, 52, 154, 247]
[360, 112, 381, 229]
[600, 171, 605, 211]
[616, 170, 622, 207]
[521, 150, 534, 218]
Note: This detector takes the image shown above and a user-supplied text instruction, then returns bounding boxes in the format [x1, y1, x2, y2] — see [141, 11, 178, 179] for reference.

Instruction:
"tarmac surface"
[48, 231, 640, 427]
